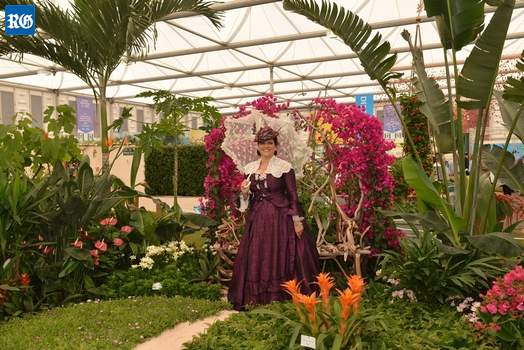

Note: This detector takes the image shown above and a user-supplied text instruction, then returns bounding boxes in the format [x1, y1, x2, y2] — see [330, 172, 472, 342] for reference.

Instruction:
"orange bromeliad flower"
[301, 292, 319, 335]
[282, 279, 307, 324]
[316, 272, 335, 312]
[316, 272, 335, 301]
[282, 279, 302, 303]
[347, 275, 365, 294]
[338, 288, 361, 320]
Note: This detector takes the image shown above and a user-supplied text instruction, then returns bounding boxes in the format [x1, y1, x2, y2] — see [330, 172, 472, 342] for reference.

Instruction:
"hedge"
[145, 145, 206, 196]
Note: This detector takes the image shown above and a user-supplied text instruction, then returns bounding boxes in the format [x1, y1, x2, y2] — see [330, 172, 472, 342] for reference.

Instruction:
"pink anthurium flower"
[94, 240, 107, 252]
[113, 238, 124, 247]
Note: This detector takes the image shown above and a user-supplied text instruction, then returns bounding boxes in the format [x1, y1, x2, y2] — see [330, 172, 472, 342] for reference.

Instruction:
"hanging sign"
[76, 96, 95, 133]
[383, 103, 401, 132]
[355, 93, 374, 115]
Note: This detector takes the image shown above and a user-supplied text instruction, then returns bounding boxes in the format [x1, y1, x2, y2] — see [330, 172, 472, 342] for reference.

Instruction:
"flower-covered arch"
[202, 95, 401, 275]
[307, 98, 402, 251]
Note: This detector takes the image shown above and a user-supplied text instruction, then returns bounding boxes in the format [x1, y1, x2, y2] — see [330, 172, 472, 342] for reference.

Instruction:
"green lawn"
[0, 296, 229, 350]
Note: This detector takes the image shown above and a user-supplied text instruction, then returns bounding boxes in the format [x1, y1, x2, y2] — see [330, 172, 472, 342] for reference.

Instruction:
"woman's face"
[257, 139, 277, 158]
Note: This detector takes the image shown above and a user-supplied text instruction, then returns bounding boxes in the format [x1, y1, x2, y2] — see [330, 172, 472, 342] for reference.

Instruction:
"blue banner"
[355, 93, 374, 115]
[76, 97, 95, 133]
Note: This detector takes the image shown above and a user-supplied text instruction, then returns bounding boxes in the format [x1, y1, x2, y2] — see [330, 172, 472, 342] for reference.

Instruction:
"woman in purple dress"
[228, 126, 320, 310]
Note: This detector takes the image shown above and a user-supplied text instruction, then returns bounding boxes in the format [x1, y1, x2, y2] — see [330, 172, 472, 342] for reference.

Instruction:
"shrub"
[102, 246, 222, 301]
[145, 145, 206, 196]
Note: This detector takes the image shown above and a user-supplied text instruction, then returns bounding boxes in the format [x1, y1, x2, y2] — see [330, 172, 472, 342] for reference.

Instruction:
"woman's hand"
[293, 220, 304, 238]
[240, 179, 250, 198]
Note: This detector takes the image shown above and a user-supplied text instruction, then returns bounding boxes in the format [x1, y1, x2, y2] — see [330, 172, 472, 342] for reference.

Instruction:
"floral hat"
[254, 126, 279, 143]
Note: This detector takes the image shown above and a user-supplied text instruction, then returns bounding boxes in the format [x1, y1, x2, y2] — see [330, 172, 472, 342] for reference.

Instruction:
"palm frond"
[457, 0, 515, 109]
[283, 0, 401, 85]
[503, 50, 524, 104]
[423, 0, 485, 50]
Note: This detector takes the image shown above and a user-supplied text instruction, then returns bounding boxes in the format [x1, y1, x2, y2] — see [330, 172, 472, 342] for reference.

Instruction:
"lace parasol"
[221, 109, 312, 178]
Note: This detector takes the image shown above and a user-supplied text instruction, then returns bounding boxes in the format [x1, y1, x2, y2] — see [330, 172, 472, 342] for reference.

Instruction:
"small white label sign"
[300, 334, 316, 349]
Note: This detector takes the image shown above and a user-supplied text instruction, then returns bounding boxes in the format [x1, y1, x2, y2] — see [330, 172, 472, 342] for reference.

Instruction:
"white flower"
[131, 264, 139, 269]
[138, 257, 154, 270]
[375, 269, 382, 277]
[456, 304, 467, 313]
[387, 278, 400, 286]
[406, 289, 416, 302]
[130, 255, 136, 261]
[152, 282, 163, 291]
[472, 302, 481, 311]
[392, 290, 404, 299]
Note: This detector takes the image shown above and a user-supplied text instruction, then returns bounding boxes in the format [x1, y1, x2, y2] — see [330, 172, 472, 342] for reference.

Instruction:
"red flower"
[94, 240, 107, 252]
[19, 273, 31, 286]
[100, 217, 118, 226]
[113, 238, 124, 247]
[41, 246, 53, 255]
[120, 225, 134, 234]
[72, 239, 83, 249]
[90, 249, 100, 266]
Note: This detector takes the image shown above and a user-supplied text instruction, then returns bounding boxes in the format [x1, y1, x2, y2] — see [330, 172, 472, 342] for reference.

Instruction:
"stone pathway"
[134, 310, 237, 350]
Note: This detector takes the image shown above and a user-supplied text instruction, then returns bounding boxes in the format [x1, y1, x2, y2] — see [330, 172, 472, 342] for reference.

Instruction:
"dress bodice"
[244, 170, 301, 216]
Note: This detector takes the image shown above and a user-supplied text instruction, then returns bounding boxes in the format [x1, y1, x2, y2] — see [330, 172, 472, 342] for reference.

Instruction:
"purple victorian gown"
[228, 158, 320, 310]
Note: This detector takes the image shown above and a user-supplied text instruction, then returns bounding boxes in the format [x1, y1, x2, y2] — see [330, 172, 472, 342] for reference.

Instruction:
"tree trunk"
[173, 137, 179, 208]
[99, 91, 110, 174]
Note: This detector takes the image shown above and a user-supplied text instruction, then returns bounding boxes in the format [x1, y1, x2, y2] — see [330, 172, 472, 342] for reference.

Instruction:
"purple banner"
[76, 96, 95, 133]
[383, 103, 401, 132]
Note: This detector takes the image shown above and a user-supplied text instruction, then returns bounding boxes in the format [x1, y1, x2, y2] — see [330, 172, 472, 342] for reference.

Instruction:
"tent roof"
[1, 0, 523, 114]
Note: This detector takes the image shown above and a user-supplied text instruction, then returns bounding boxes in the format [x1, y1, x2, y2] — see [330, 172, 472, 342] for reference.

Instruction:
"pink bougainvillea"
[309, 98, 401, 249]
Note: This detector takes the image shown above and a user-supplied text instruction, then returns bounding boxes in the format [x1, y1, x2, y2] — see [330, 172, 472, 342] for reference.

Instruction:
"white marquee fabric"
[1, 0, 523, 114]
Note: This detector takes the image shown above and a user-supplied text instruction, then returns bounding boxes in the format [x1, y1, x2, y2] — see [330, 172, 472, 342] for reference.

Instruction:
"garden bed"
[184, 283, 500, 350]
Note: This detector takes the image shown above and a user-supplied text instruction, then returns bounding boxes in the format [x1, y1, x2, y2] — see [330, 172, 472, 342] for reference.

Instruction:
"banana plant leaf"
[502, 50, 524, 104]
[481, 144, 524, 194]
[423, 0, 485, 50]
[475, 173, 497, 233]
[282, 0, 402, 85]
[402, 30, 454, 153]
[494, 91, 524, 143]
[457, 0, 515, 109]
[467, 232, 523, 257]
[402, 157, 465, 245]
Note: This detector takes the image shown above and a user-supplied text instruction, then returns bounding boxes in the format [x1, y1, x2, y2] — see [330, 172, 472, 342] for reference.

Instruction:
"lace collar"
[244, 156, 292, 178]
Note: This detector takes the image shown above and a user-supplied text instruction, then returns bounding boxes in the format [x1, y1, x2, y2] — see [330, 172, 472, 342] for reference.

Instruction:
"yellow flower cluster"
[315, 118, 343, 145]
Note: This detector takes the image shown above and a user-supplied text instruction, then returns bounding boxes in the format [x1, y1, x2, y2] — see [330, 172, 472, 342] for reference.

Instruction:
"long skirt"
[228, 199, 320, 310]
